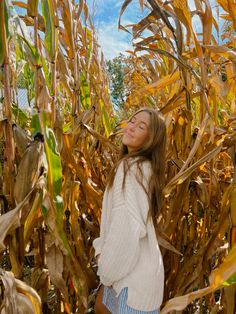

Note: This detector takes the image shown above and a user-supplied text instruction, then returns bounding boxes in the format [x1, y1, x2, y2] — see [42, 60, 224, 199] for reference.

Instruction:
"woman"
[93, 108, 166, 313]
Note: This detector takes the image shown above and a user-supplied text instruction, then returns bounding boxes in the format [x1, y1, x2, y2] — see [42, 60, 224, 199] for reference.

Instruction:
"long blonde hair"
[107, 108, 167, 230]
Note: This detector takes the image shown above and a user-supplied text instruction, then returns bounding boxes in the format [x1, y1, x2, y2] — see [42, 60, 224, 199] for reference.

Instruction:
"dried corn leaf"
[0, 191, 33, 252]
[204, 45, 236, 63]
[12, 124, 31, 157]
[14, 136, 44, 204]
[161, 245, 236, 313]
[164, 144, 222, 195]
[46, 242, 69, 302]
[0, 269, 41, 314]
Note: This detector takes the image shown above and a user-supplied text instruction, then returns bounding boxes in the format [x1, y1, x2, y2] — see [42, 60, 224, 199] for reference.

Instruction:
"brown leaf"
[0, 269, 41, 314]
[0, 192, 33, 252]
[12, 124, 31, 157]
[204, 45, 236, 63]
[46, 242, 69, 302]
[14, 136, 44, 204]
[164, 144, 223, 195]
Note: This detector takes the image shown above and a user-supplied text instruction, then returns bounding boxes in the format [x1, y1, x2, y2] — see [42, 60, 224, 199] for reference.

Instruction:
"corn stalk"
[0, 0, 15, 205]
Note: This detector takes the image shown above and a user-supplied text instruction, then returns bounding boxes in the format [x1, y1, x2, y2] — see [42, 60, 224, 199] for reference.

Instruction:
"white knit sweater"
[93, 160, 164, 311]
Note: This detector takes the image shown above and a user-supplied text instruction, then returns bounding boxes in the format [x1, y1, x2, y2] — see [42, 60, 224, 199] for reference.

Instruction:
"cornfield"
[0, 0, 236, 313]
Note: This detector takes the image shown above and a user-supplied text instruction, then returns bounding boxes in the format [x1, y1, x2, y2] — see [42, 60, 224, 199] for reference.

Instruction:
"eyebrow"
[130, 116, 149, 126]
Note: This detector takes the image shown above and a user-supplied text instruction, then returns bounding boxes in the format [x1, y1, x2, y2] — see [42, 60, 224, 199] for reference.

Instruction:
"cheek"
[136, 130, 150, 146]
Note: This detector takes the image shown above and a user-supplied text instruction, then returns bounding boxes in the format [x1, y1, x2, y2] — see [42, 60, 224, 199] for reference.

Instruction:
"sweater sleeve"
[97, 161, 151, 286]
[93, 237, 102, 258]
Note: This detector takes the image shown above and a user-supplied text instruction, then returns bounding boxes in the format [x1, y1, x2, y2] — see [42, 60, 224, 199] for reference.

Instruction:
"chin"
[122, 138, 129, 146]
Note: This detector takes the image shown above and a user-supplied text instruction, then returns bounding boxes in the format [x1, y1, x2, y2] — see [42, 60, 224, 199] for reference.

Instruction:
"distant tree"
[106, 54, 129, 109]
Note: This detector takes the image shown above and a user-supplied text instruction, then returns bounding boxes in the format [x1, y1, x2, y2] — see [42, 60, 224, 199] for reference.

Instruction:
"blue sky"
[14, 0, 222, 61]
[87, 0, 221, 60]
[86, 0, 147, 60]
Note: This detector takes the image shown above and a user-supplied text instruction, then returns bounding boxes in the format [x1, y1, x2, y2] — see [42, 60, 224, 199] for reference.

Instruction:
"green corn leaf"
[41, 0, 58, 62]
[86, 28, 92, 60]
[41, 48, 52, 93]
[80, 72, 91, 109]
[41, 111, 62, 201]
[40, 110, 84, 294]
[31, 113, 42, 137]
[223, 272, 236, 286]
[24, 62, 35, 104]
[62, 120, 73, 133]
[4, 1, 9, 39]
[100, 99, 111, 137]
[12, 103, 29, 128]
[18, 35, 41, 66]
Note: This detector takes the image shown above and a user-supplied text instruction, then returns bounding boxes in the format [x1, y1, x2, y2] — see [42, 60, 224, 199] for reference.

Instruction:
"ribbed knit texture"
[93, 160, 164, 311]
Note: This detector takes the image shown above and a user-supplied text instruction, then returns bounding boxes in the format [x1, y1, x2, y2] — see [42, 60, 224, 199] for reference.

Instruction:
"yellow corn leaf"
[202, 0, 213, 45]
[57, 47, 73, 96]
[164, 144, 222, 195]
[23, 191, 44, 245]
[204, 45, 236, 63]
[161, 245, 236, 313]
[76, 0, 84, 19]
[0, 269, 41, 314]
[58, 0, 74, 59]
[137, 71, 180, 98]
[161, 287, 212, 313]
[178, 113, 209, 173]
[217, 0, 236, 28]
[12, 1, 28, 9]
[210, 244, 236, 288]
[230, 185, 236, 226]
[227, 0, 236, 28]
[173, 0, 192, 30]
[118, 0, 133, 31]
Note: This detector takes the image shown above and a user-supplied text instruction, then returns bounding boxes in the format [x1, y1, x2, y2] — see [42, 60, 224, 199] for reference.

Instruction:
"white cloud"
[86, 0, 147, 59]
[91, 0, 219, 60]
[96, 21, 133, 60]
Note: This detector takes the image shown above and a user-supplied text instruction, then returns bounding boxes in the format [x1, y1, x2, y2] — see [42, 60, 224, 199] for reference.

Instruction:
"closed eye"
[129, 117, 136, 123]
[139, 123, 147, 130]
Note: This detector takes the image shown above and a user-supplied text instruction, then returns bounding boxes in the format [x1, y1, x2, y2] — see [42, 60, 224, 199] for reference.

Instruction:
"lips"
[124, 131, 134, 138]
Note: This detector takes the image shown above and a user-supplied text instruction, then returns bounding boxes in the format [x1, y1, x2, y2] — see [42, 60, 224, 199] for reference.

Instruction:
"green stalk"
[0, 0, 15, 204]
[34, 14, 39, 110]
[51, 26, 58, 126]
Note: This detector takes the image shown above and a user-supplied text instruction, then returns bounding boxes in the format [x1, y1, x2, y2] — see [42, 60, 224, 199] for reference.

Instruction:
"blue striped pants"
[102, 286, 160, 314]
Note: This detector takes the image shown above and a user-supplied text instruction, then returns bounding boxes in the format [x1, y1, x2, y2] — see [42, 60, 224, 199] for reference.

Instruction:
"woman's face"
[122, 111, 151, 153]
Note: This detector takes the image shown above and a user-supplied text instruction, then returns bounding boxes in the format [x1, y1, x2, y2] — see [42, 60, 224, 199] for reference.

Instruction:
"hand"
[96, 254, 100, 264]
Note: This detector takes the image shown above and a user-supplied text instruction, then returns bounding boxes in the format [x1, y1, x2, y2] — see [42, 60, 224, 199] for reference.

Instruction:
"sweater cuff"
[93, 237, 102, 257]
[98, 273, 113, 287]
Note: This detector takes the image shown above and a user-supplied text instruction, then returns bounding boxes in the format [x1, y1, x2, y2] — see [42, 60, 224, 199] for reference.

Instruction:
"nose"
[127, 123, 136, 132]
